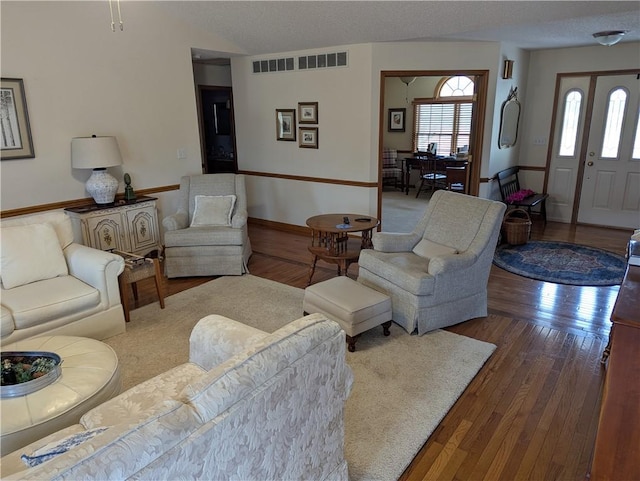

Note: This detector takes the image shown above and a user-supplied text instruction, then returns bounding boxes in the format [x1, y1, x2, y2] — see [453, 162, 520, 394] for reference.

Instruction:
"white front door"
[577, 74, 640, 228]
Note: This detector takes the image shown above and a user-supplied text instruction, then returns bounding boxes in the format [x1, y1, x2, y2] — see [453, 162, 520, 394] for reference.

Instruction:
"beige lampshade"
[71, 136, 122, 169]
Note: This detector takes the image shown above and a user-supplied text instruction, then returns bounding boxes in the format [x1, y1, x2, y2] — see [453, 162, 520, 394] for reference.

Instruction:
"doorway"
[197, 86, 238, 174]
[547, 70, 640, 229]
[377, 70, 488, 229]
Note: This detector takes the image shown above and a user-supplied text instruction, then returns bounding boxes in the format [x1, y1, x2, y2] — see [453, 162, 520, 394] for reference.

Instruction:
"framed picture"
[1, 78, 35, 160]
[388, 107, 406, 132]
[299, 127, 318, 149]
[276, 109, 296, 141]
[298, 102, 318, 124]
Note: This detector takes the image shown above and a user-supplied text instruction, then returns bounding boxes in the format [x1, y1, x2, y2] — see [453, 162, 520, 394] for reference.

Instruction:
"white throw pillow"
[0, 223, 69, 289]
[412, 238, 458, 259]
[190, 195, 236, 227]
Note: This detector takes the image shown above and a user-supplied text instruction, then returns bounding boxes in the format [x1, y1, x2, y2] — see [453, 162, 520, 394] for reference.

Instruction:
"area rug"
[493, 241, 626, 286]
[105, 275, 496, 481]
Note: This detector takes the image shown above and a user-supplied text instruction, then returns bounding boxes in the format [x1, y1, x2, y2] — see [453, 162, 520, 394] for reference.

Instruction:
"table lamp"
[71, 135, 123, 204]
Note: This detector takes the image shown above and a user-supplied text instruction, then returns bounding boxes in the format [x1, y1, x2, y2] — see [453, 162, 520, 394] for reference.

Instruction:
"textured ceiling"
[158, 1, 640, 60]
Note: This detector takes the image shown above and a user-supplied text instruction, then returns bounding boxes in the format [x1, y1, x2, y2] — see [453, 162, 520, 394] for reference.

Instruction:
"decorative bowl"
[1, 351, 62, 398]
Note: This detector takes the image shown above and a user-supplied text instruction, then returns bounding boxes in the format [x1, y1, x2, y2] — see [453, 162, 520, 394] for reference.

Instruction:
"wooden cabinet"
[590, 265, 640, 480]
[65, 197, 160, 257]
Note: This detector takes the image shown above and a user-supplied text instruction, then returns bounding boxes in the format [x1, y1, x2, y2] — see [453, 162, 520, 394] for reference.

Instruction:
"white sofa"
[1, 211, 126, 343]
[0, 313, 353, 480]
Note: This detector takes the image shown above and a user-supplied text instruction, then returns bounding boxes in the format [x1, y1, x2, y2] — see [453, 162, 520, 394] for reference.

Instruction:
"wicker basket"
[502, 208, 531, 245]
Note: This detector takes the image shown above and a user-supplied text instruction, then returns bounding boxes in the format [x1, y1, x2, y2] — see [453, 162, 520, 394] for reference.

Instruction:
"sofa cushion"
[0, 276, 100, 330]
[1, 305, 14, 337]
[0, 223, 68, 289]
[190, 195, 236, 227]
[21, 427, 109, 468]
[358, 249, 435, 296]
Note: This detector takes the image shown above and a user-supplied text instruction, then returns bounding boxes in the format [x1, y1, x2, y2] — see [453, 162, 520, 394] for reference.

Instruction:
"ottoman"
[303, 276, 392, 352]
[0, 335, 121, 456]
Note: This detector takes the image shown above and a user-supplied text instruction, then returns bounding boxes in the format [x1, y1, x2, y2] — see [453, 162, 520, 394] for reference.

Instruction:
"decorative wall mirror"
[498, 87, 520, 149]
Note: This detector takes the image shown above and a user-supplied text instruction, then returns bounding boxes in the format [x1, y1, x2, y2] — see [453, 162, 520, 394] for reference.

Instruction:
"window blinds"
[414, 102, 472, 155]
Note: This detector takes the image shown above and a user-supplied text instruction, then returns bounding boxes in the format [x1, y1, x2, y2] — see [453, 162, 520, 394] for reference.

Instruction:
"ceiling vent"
[252, 51, 348, 74]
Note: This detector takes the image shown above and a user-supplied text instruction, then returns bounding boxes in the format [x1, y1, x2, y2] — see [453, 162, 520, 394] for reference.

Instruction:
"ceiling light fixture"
[399, 76, 416, 104]
[592, 30, 627, 46]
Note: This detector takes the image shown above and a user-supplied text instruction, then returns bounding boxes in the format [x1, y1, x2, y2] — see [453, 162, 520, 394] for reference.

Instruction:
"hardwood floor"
[129, 219, 632, 481]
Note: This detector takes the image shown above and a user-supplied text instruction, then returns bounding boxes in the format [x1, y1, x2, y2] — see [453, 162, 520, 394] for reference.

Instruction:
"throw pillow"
[0, 223, 69, 289]
[190, 195, 236, 227]
[412, 238, 458, 259]
[506, 189, 535, 204]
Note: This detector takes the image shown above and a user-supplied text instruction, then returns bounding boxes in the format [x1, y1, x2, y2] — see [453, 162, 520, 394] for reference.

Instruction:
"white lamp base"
[86, 168, 119, 204]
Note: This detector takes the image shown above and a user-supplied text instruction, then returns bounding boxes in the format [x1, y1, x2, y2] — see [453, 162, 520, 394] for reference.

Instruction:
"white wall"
[0, 1, 242, 215]
[193, 64, 232, 87]
[232, 44, 378, 225]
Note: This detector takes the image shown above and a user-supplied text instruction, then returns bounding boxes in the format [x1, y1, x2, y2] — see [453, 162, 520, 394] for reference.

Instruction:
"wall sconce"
[503, 59, 514, 80]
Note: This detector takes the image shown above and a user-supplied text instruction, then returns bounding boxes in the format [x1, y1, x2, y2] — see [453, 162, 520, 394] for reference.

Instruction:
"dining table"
[402, 154, 469, 195]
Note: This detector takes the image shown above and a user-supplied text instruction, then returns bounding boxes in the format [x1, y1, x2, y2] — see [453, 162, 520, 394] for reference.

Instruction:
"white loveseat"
[0, 211, 125, 343]
[1, 313, 353, 480]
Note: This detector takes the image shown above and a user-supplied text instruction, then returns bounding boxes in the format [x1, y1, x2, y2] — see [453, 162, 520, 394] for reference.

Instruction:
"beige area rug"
[105, 275, 496, 481]
[381, 190, 430, 233]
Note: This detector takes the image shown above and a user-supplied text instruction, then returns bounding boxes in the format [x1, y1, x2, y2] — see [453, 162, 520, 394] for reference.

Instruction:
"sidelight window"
[558, 90, 583, 157]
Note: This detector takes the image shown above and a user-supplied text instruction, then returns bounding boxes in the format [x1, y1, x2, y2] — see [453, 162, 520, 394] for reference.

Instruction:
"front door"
[577, 73, 640, 228]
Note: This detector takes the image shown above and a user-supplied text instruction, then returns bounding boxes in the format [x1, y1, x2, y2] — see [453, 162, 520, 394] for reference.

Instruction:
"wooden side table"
[118, 257, 165, 322]
[306, 214, 379, 286]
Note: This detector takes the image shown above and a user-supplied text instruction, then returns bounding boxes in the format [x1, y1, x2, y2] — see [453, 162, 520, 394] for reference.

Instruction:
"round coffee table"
[306, 214, 379, 285]
[0, 336, 121, 456]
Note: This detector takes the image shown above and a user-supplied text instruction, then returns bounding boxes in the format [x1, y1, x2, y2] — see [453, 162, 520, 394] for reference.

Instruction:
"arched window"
[601, 87, 628, 158]
[558, 89, 583, 157]
[413, 76, 475, 154]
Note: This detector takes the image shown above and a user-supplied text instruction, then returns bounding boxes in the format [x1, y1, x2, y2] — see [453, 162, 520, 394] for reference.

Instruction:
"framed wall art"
[298, 102, 318, 124]
[276, 109, 296, 141]
[299, 127, 318, 149]
[1, 78, 35, 160]
[388, 107, 406, 132]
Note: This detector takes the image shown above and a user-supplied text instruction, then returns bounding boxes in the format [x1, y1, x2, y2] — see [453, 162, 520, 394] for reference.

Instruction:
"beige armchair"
[163, 174, 252, 278]
[358, 190, 506, 335]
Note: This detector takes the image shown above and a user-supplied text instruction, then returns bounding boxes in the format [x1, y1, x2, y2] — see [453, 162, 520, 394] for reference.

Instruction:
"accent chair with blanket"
[358, 190, 506, 335]
[162, 173, 252, 278]
[1, 313, 353, 481]
[0, 211, 126, 343]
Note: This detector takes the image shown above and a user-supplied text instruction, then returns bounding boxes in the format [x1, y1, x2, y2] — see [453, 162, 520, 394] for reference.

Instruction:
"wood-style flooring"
[128, 219, 632, 481]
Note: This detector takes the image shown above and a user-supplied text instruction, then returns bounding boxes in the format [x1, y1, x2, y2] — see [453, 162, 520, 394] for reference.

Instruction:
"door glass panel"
[558, 90, 583, 156]
[632, 109, 640, 160]
[601, 87, 627, 159]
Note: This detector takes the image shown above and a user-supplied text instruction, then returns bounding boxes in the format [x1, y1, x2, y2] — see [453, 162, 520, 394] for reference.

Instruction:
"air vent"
[252, 57, 295, 73]
[298, 51, 347, 70]
[252, 51, 348, 74]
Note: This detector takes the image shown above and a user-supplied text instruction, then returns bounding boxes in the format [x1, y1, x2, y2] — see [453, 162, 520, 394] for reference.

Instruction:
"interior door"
[577, 74, 640, 228]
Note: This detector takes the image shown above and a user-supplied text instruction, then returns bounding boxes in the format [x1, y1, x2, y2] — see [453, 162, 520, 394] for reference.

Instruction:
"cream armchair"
[358, 190, 506, 335]
[163, 174, 252, 277]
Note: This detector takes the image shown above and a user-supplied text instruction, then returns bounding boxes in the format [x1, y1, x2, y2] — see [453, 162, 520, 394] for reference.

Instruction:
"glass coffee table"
[305, 214, 379, 286]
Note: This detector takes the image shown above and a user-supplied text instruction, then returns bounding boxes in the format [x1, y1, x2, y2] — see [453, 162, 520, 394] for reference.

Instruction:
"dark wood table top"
[306, 214, 379, 233]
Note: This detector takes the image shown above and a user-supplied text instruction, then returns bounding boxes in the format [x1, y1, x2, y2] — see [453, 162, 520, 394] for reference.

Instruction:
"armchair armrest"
[64, 243, 125, 309]
[428, 251, 478, 276]
[163, 210, 189, 231]
[372, 231, 422, 252]
[231, 208, 248, 229]
[189, 314, 269, 370]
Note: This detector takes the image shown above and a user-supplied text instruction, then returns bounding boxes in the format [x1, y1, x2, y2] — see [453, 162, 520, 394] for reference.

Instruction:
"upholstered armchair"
[382, 147, 403, 189]
[163, 174, 252, 278]
[358, 190, 506, 335]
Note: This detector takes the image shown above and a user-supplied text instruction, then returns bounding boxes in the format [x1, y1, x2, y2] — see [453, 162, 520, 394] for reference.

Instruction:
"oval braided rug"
[493, 240, 626, 286]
